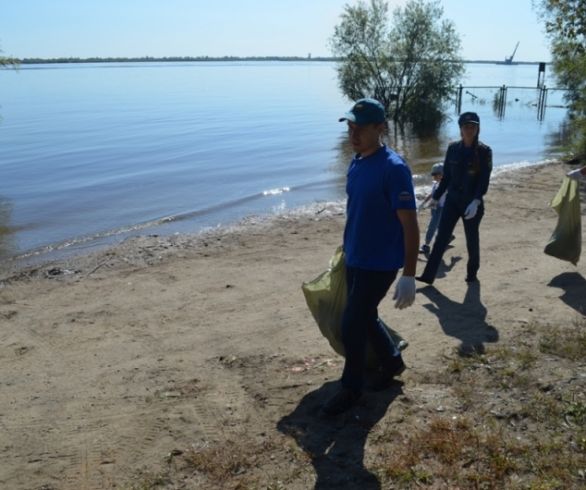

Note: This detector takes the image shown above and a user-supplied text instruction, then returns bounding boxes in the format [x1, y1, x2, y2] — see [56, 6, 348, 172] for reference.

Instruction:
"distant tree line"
[18, 55, 341, 64]
[13, 56, 542, 66]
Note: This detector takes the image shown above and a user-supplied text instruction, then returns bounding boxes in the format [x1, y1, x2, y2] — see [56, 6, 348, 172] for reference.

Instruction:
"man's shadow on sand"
[418, 281, 499, 356]
[548, 272, 586, 316]
[277, 380, 402, 490]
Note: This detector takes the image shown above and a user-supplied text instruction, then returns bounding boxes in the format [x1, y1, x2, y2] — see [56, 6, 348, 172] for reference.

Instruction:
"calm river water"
[0, 61, 568, 267]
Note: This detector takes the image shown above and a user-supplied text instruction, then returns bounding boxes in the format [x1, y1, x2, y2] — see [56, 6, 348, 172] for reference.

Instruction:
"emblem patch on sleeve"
[399, 191, 414, 201]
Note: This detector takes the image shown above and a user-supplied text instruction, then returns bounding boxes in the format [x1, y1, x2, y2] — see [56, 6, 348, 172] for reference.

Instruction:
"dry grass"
[374, 417, 530, 488]
[180, 436, 301, 489]
[539, 319, 586, 361]
[370, 319, 586, 489]
[123, 472, 170, 490]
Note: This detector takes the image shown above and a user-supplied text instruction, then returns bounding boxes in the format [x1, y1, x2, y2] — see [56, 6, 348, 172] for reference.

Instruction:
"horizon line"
[14, 55, 551, 65]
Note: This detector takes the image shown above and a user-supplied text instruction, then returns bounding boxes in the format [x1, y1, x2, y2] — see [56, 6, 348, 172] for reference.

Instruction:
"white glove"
[464, 199, 481, 220]
[567, 168, 585, 180]
[393, 276, 416, 309]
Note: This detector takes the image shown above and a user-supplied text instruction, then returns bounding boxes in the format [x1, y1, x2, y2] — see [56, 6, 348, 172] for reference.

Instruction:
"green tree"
[0, 40, 19, 68]
[536, 0, 586, 158]
[0, 43, 19, 69]
[330, 0, 464, 131]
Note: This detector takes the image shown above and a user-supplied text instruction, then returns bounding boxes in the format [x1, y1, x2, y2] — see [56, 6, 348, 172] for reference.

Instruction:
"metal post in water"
[456, 85, 463, 114]
[537, 86, 548, 120]
[496, 85, 507, 119]
[537, 62, 546, 88]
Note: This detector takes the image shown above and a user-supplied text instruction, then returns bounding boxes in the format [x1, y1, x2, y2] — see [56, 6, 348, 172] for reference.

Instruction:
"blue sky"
[0, 0, 551, 61]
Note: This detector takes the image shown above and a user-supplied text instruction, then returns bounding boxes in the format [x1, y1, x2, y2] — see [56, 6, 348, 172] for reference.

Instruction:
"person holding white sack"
[322, 98, 419, 416]
[417, 112, 493, 285]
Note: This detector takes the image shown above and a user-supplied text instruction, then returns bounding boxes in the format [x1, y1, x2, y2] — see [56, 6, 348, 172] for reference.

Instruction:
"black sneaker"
[416, 275, 434, 285]
[322, 388, 361, 416]
[419, 244, 430, 255]
[389, 354, 406, 376]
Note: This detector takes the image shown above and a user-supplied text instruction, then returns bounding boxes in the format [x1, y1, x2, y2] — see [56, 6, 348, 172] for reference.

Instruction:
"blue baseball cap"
[339, 98, 386, 126]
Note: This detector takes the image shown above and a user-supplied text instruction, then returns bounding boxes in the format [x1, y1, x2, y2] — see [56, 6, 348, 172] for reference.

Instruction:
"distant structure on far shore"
[497, 42, 520, 65]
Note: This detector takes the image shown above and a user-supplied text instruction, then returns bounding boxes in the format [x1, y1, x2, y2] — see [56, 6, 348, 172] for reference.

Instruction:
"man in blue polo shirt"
[323, 98, 419, 416]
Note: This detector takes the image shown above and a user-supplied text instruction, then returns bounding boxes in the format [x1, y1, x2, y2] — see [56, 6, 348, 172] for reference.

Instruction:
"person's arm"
[397, 209, 419, 277]
[386, 162, 419, 309]
[393, 209, 419, 309]
[474, 145, 493, 200]
[465, 145, 493, 220]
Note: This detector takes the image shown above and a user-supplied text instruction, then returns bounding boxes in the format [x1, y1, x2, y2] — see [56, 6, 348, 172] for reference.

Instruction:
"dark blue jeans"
[421, 198, 484, 281]
[341, 266, 398, 394]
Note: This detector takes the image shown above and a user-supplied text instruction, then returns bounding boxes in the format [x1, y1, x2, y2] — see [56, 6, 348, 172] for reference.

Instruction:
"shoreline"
[0, 158, 561, 283]
[0, 198, 348, 283]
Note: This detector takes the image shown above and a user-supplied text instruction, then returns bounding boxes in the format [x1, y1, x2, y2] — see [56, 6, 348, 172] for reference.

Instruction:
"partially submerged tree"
[535, 0, 586, 158]
[331, 0, 464, 131]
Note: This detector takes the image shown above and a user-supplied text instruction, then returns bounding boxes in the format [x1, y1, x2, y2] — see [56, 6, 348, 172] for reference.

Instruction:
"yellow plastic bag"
[544, 177, 582, 265]
[302, 246, 407, 369]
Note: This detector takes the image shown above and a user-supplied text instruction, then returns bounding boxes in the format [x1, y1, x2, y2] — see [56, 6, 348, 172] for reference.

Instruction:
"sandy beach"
[0, 161, 584, 489]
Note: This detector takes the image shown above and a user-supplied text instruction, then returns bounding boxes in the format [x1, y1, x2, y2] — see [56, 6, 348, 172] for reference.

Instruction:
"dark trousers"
[421, 198, 484, 281]
[341, 266, 398, 394]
